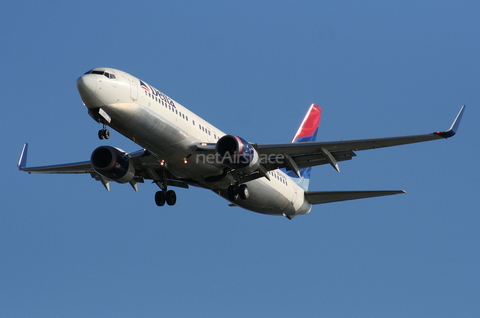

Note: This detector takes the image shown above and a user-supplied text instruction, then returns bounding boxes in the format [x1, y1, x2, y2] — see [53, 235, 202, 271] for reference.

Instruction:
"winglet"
[435, 105, 465, 138]
[18, 143, 28, 170]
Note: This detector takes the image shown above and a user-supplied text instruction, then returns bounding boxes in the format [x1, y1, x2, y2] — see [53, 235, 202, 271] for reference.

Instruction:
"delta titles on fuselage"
[139, 79, 176, 109]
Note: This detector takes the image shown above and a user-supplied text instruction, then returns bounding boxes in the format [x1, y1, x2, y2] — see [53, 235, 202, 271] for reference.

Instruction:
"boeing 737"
[18, 68, 465, 219]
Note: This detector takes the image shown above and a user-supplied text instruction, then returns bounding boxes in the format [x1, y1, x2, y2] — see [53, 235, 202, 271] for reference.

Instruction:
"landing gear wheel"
[155, 191, 166, 206]
[227, 185, 239, 201]
[238, 184, 249, 200]
[98, 128, 110, 140]
[166, 190, 177, 206]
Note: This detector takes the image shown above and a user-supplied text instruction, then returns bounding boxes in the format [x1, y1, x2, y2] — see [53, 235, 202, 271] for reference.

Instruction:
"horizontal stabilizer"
[305, 190, 405, 205]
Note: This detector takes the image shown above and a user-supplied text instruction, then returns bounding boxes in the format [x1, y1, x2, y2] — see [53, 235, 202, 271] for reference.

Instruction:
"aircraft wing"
[17, 145, 190, 191]
[17, 145, 150, 175]
[18, 144, 93, 174]
[256, 106, 465, 173]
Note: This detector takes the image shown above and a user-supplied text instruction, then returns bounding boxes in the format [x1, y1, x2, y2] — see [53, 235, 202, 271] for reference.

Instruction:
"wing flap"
[262, 149, 356, 171]
[305, 190, 406, 205]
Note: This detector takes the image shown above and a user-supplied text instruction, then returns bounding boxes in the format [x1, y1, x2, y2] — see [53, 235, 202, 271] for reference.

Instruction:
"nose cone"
[77, 74, 97, 99]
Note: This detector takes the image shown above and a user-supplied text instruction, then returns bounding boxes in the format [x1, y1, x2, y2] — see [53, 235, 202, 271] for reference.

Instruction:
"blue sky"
[1, 1, 479, 317]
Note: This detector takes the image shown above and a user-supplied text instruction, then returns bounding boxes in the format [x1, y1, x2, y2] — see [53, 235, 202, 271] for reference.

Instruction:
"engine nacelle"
[90, 146, 135, 183]
[215, 135, 260, 172]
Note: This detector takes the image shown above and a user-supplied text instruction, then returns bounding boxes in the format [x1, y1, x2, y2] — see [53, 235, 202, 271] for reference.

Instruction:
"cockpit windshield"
[83, 69, 116, 79]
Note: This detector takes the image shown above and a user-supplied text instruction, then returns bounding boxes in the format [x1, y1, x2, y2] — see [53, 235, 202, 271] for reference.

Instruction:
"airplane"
[17, 67, 465, 219]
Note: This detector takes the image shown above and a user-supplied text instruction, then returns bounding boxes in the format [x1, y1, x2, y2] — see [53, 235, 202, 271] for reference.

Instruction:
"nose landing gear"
[98, 129, 110, 140]
[98, 124, 110, 140]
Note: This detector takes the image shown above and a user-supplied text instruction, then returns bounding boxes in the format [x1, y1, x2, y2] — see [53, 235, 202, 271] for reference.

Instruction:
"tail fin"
[285, 104, 322, 191]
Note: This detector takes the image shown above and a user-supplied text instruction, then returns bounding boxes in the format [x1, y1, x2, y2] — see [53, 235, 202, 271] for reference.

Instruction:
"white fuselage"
[77, 68, 312, 217]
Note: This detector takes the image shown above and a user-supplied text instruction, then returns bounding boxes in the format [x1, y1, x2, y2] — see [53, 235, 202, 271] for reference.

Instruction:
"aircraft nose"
[76, 74, 97, 98]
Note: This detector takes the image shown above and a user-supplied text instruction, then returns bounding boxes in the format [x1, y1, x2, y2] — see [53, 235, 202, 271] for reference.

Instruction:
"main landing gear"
[228, 184, 249, 201]
[98, 124, 110, 140]
[155, 190, 177, 206]
[153, 169, 177, 207]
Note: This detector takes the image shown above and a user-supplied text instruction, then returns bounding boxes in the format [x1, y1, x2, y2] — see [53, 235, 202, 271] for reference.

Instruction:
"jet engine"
[90, 146, 135, 183]
[215, 135, 260, 172]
